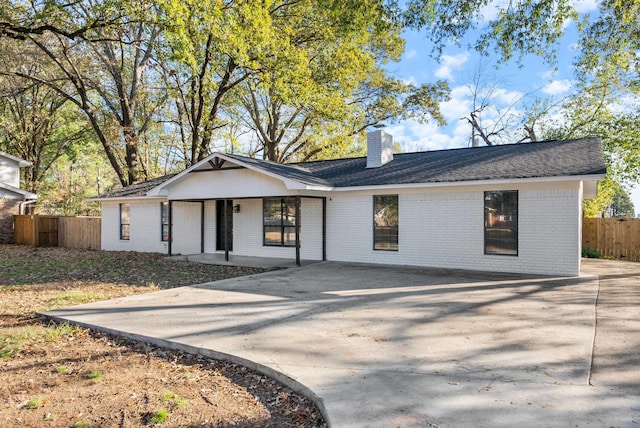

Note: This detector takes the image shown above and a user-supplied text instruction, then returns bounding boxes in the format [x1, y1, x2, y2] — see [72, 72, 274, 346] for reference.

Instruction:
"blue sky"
[387, 0, 640, 216]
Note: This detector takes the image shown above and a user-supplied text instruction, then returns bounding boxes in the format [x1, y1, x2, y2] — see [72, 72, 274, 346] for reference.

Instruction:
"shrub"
[582, 247, 601, 258]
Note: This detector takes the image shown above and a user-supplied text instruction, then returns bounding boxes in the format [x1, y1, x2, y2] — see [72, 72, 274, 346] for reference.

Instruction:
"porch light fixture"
[233, 204, 240, 213]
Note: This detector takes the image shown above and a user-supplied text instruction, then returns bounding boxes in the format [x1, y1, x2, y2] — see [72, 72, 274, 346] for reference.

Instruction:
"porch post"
[168, 200, 173, 256]
[200, 201, 205, 254]
[322, 197, 327, 261]
[295, 196, 301, 266]
[224, 198, 229, 262]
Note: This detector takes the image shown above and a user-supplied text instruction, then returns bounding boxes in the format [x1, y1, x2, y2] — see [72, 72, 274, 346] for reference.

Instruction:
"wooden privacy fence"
[13, 215, 101, 250]
[582, 217, 640, 262]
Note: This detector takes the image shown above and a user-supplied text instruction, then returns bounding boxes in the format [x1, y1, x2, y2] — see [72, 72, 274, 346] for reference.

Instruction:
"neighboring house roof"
[0, 182, 38, 199]
[0, 151, 31, 167]
[93, 137, 606, 199]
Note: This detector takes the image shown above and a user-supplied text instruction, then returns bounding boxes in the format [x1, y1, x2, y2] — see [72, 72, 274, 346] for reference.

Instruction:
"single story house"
[92, 130, 606, 276]
[0, 151, 38, 243]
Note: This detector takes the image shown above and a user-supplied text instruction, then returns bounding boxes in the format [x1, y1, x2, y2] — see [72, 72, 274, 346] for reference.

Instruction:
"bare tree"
[462, 63, 533, 146]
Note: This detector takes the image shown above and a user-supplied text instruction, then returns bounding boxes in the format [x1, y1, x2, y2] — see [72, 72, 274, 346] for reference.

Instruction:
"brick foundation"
[0, 199, 20, 244]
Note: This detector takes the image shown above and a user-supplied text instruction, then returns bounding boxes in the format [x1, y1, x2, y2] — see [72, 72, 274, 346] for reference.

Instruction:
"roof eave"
[88, 195, 168, 202]
[327, 173, 607, 192]
[0, 183, 38, 199]
[0, 151, 31, 167]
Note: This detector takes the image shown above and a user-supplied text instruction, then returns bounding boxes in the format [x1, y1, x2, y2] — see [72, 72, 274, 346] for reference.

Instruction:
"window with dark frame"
[161, 202, 169, 242]
[119, 203, 130, 240]
[484, 190, 518, 256]
[373, 195, 398, 251]
[263, 197, 297, 247]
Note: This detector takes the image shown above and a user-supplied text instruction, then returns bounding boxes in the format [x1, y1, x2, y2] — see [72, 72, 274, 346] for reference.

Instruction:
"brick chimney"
[366, 128, 393, 168]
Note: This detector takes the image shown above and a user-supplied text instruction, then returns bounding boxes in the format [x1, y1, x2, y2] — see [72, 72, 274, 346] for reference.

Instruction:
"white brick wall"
[101, 200, 168, 253]
[101, 180, 583, 276]
[366, 129, 394, 168]
[232, 198, 323, 260]
[326, 181, 582, 276]
[171, 201, 202, 255]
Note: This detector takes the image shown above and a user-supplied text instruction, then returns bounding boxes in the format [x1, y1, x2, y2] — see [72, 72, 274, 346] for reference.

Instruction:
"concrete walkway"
[43, 261, 640, 427]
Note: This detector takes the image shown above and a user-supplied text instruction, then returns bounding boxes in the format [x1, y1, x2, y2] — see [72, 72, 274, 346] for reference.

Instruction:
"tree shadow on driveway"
[43, 261, 640, 427]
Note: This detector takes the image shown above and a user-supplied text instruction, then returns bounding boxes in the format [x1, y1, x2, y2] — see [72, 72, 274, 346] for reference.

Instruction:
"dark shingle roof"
[228, 137, 606, 187]
[93, 173, 177, 199]
[94, 137, 606, 198]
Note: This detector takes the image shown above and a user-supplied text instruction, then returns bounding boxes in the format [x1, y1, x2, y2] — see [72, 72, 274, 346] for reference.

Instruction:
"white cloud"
[434, 52, 470, 81]
[487, 87, 525, 105]
[538, 70, 555, 80]
[478, 0, 510, 22]
[387, 76, 535, 151]
[403, 49, 417, 60]
[573, 0, 600, 14]
[542, 79, 572, 95]
[401, 76, 418, 86]
[387, 120, 469, 152]
[439, 85, 474, 121]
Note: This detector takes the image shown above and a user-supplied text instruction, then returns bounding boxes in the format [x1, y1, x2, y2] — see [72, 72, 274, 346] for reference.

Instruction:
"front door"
[216, 199, 233, 251]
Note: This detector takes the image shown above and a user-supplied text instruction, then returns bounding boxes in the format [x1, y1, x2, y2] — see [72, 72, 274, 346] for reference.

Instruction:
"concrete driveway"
[44, 260, 640, 427]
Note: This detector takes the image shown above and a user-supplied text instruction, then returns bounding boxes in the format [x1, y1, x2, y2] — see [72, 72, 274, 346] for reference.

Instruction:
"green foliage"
[582, 248, 601, 259]
[2, 0, 638, 194]
[403, 0, 577, 64]
[86, 370, 103, 380]
[49, 292, 102, 308]
[149, 408, 169, 424]
[583, 178, 616, 218]
[575, 0, 640, 95]
[609, 184, 636, 218]
[539, 90, 639, 219]
[36, 137, 116, 215]
[161, 391, 189, 409]
[1, 323, 82, 359]
[25, 397, 43, 409]
[0, 0, 122, 40]
[230, 0, 449, 162]
[583, 179, 636, 219]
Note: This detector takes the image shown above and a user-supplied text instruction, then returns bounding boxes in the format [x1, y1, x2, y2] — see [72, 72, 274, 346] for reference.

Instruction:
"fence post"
[33, 214, 39, 247]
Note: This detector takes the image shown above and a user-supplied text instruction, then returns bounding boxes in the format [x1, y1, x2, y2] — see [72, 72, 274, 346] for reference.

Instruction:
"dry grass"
[0, 245, 325, 428]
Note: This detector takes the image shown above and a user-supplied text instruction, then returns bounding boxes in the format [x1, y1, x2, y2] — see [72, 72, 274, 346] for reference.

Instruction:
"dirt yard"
[0, 245, 326, 427]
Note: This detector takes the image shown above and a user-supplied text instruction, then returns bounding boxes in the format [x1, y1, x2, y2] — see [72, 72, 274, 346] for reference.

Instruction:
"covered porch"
[166, 195, 327, 267]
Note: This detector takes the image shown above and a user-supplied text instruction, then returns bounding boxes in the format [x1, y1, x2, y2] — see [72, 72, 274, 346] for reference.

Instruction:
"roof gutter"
[19, 199, 38, 214]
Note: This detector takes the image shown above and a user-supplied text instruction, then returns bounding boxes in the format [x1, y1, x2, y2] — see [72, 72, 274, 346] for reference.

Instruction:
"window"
[119, 203, 130, 240]
[263, 197, 297, 246]
[161, 202, 169, 242]
[484, 191, 518, 255]
[373, 195, 398, 251]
